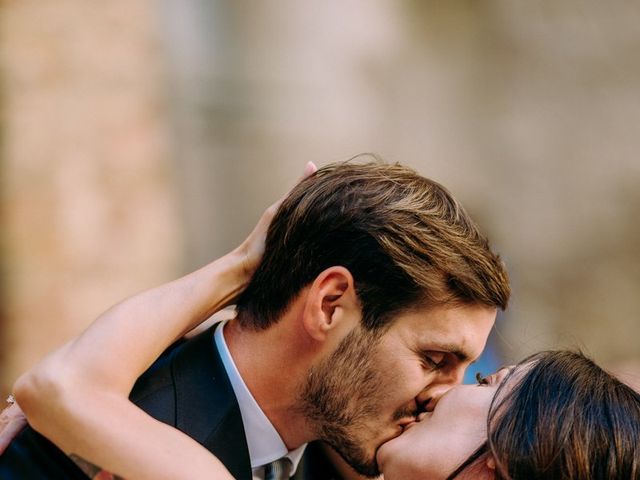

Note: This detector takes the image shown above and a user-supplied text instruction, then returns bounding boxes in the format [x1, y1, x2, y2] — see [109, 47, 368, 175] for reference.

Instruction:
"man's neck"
[223, 316, 316, 450]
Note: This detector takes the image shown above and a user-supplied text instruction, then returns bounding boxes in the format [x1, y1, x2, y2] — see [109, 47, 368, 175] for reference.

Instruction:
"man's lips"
[398, 416, 418, 428]
[400, 411, 431, 431]
[395, 398, 434, 432]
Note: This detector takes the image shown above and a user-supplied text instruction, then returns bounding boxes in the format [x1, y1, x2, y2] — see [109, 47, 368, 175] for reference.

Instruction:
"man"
[0, 161, 510, 479]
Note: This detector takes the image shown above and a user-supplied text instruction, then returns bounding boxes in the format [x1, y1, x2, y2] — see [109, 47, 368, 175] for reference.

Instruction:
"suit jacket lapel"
[172, 326, 252, 480]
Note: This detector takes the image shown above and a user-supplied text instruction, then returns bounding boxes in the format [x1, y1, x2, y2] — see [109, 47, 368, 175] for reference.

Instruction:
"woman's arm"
[13, 162, 317, 480]
[15, 245, 247, 480]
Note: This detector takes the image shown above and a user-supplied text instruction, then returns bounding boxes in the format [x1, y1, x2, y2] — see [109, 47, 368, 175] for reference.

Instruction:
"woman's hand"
[184, 160, 318, 336]
[0, 401, 27, 454]
[233, 161, 317, 280]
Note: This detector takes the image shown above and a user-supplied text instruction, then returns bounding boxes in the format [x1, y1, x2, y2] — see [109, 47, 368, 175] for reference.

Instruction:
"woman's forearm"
[14, 251, 248, 479]
[27, 390, 234, 480]
[20, 250, 248, 394]
[89, 249, 250, 391]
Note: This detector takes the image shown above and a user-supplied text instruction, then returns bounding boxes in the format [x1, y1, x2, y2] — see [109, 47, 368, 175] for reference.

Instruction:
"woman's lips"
[402, 411, 432, 431]
[402, 420, 418, 431]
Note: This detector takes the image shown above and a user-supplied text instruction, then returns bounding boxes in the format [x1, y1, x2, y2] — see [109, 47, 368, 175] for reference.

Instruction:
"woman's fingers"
[0, 402, 28, 454]
[236, 162, 317, 278]
[299, 161, 318, 182]
[268, 161, 318, 215]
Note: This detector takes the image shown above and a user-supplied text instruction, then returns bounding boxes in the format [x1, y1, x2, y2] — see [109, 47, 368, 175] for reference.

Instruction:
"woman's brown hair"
[449, 350, 640, 479]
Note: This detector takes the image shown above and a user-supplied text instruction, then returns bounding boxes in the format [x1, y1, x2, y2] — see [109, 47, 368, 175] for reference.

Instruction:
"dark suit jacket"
[0, 325, 349, 479]
[0, 326, 252, 480]
[293, 442, 343, 480]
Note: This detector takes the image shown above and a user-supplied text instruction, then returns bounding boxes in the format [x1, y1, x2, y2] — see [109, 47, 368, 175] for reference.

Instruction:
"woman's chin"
[375, 434, 401, 474]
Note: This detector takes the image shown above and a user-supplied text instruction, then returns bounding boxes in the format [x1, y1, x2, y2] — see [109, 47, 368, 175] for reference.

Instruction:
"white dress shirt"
[214, 321, 306, 480]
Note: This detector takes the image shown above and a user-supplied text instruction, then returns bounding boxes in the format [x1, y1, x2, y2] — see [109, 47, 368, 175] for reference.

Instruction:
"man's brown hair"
[236, 159, 510, 330]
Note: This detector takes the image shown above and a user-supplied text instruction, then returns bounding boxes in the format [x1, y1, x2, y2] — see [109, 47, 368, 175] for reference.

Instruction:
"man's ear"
[302, 266, 359, 342]
[485, 455, 496, 471]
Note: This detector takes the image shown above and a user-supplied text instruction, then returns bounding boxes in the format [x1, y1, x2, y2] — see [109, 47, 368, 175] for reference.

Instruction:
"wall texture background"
[1, 0, 639, 394]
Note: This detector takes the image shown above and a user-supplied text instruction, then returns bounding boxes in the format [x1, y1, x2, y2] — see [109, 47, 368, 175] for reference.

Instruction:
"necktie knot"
[264, 457, 293, 480]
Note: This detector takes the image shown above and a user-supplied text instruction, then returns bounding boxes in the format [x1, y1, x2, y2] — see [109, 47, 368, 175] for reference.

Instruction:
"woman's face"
[376, 366, 516, 480]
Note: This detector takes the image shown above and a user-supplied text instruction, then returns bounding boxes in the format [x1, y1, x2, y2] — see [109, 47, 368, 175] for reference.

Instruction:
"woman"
[5, 163, 640, 479]
[377, 350, 640, 479]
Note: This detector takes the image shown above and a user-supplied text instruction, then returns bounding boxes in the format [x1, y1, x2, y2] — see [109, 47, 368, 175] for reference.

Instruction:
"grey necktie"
[264, 457, 293, 480]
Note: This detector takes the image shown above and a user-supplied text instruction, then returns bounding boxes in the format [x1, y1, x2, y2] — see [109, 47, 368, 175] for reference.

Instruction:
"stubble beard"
[297, 327, 390, 478]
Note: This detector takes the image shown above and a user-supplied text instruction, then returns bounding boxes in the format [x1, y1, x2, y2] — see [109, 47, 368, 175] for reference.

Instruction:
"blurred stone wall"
[0, 1, 180, 394]
[1, 0, 639, 394]
[390, 2, 640, 369]
[161, 0, 640, 376]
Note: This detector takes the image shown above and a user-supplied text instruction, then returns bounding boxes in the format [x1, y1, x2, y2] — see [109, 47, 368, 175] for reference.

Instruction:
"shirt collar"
[214, 320, 307, 472]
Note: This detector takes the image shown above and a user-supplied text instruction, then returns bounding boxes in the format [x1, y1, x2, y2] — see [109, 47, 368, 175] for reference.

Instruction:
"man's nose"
[445, 365, 467, 385]
[416, 383, 452, 412]
[416, 367, 466, 411]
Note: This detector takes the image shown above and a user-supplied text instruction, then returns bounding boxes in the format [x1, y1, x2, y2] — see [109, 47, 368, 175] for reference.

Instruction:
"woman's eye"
[476, 372, 490, 386]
